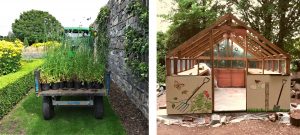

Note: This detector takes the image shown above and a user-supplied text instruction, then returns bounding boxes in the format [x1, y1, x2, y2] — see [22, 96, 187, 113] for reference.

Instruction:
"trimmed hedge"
[0, 40, 23, 76]
[0, 59, 44, 118]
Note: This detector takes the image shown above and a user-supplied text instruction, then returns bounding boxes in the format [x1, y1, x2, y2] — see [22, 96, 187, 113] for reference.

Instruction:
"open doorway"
[213, 37, 246, 111]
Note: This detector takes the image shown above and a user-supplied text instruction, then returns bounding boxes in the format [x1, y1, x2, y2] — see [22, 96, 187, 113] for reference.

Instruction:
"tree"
[229, 0, 300, 58]
[12, 10, 63, 45]
[163, 0, 224, 51]
[157, 32, 167, 83]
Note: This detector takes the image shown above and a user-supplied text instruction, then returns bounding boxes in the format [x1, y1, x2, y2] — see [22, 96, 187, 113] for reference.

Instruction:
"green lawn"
[0, 91, 126, 135]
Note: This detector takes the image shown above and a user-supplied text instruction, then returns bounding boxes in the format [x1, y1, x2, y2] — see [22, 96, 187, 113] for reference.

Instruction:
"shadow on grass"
[1, 92, 126, 135]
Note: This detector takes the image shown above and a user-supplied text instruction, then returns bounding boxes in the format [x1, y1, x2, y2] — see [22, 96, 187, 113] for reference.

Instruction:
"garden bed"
[109, 81, 149, 135]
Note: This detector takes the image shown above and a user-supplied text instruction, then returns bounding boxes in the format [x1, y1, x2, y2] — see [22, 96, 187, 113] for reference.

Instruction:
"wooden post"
[210, 30, 214, 112]
[174, 58, 178, 75]
[272, 60, 274, 72]
[262, 59, 265, 74]
[179, 59, 182, 72]
[185, 59, 188, 71]
[245, 36, 248, 74]
[166, 58, 171, 76]
[197, 59, 199, 75]
[286, 58, 291, 75]
[279, 60, 282, 73]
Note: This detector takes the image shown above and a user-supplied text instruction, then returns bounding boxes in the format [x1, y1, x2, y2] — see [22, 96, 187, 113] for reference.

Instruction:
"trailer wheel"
[43, 96, 54, 120]
[94, 96, 104, 119]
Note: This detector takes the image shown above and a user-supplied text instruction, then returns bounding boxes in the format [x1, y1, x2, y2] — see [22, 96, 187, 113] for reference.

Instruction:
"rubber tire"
[42, 96, 54, 120]
[94, 96, 104, 119]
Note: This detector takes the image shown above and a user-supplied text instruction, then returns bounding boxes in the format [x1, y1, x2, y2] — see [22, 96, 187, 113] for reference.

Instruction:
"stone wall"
[102, 0, 149, 118]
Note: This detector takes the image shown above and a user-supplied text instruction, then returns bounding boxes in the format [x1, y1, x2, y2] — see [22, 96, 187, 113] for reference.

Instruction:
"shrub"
[0, 40, 23, 76]
[0, 59, 44, 118]
[31, 41, 61, 48]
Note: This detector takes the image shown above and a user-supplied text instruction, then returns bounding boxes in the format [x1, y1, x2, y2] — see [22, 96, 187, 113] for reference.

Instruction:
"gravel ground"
[109, 82, 148, 135]
[157, 92, 300, 135]
[158, 120, 300, 135]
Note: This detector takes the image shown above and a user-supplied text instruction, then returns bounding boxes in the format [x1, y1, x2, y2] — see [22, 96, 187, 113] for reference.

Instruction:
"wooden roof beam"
[180, 30, 224, 56]
[167, 14, 232, 57]
[230, 14, 289, 58]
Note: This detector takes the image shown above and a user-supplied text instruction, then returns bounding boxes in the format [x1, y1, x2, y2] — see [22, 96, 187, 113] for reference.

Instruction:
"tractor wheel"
[94, 96, 104, 119]
[42, 96, 54, 120]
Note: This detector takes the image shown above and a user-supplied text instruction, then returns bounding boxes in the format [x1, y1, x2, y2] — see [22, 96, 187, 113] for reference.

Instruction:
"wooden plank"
[231, 37, 264, 58]
[262, 59, 265, 74]
[167, 14, 231, 57]
[189, 33, 224, 58]
[180, 29, 222, 56]
[174, 58, 178, 75]
[185, 59, 188, 71]
[247, 34, 279, 56]
[210, 29, 215, 112]
[245, 35, 248, 87]
[39, 89, 106, 96]
[181, 30, 224, 57]
[286, 58, 291, 75]
[166, 58, 171, 76]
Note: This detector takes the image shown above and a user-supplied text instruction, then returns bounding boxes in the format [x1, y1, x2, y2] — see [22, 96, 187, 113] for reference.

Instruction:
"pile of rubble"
[157, 112, 293, 128]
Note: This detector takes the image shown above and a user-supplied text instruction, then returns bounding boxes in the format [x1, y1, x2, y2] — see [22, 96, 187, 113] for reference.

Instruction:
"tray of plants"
[34, 32, 109, 120]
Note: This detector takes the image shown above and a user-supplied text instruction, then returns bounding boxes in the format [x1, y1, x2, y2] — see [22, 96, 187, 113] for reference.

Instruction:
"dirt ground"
[158, 120, 300, 135]
[109, 82, 148, 135]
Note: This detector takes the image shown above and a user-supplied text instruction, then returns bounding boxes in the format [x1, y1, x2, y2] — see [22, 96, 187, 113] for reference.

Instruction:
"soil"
[108, 82, 148, 135]
[158, 120, 300, 135]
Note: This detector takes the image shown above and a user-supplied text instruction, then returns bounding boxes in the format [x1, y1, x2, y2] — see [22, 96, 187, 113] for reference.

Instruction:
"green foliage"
[127, 1, 149, 28]
[190, 91, 212, 113]
[95, 6, 110, 66]
[0, 59, 44, 118]
[163, 0, 220, 51]
[157, 63, 166, 83]
[12, 9, 64, 45]
[31, 41, 61, 48]
[229, 0, 300, 59]
[125, 1, 149, 81]
[0, 40, 23, 76]
[157, 32, 167, 83]
[23, 37, 29, 47]
[41, 37, 105, 83]
[125, 27, 149, 80]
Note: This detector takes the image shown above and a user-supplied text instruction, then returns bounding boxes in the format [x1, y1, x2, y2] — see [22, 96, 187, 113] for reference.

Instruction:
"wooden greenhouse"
[166, 14, 291, 114]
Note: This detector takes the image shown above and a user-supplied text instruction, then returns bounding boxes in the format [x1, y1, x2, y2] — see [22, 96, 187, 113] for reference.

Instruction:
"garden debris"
[182, 115, 196, 122]
[276, 112, 290, 124]
[157, 115, 182, 125]
[230, 113, 268, 123]
[220, 116, 226, 124]
[212, 123, 222, 127]
[210, 114, 221, 125]
[194, 117, 205, 125]
[268, 113, 277, 122]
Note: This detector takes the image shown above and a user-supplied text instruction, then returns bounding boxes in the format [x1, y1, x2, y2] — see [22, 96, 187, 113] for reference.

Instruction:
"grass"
[0, 91, 126, 135]
[0, 59, 44, 89]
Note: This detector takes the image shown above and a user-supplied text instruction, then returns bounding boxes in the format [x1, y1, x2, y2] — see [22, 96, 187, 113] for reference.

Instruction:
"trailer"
[34, 70, 111, 120]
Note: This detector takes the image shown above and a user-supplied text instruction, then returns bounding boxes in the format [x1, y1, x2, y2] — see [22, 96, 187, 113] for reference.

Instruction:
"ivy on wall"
[95, 6, 110, 65]
[125, 0, 149, 80]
